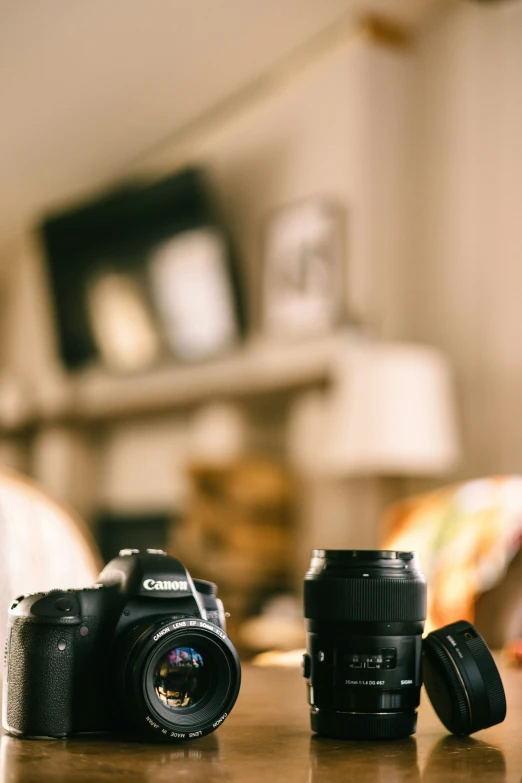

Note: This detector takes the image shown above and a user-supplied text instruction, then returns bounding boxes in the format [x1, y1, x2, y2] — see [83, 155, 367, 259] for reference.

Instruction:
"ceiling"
[0, 0, 444, 248]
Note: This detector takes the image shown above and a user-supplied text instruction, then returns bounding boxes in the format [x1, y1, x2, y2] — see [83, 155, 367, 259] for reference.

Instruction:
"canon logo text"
[142, 579, 188, 591]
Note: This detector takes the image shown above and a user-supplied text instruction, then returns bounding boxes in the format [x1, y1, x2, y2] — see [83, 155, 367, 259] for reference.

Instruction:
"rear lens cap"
[423, 620, 506, 735]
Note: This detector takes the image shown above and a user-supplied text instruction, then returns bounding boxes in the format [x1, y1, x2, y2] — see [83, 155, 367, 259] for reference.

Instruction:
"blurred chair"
[383, 476, 522, 649]
[0, 466, 102, 664]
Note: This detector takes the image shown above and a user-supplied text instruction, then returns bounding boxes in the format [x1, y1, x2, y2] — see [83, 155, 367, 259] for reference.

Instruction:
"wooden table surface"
[1, 661, 520, 782]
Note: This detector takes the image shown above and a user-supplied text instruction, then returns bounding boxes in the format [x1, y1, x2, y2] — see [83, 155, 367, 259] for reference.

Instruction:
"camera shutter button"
[55, 597, 73, 612]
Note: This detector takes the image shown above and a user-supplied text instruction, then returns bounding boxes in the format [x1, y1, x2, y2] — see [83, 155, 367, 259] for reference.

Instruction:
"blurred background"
[1, 0, 522, 659]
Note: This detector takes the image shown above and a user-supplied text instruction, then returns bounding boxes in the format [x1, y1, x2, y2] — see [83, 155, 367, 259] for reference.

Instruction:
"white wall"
[0, 29, 412, 527]
[405, 0, 522, 478]
[141, 30, 411, 337]
[100, 31, 411, 521]
[4, 0, 521, 527]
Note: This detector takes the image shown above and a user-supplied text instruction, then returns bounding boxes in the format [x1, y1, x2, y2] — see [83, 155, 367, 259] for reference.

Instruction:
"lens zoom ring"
[465, 635, 506, 725]
[304, 578, 426, 622]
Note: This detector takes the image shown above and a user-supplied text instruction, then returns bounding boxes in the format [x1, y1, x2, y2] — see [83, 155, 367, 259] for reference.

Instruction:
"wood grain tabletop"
[0, 661, 519, 782]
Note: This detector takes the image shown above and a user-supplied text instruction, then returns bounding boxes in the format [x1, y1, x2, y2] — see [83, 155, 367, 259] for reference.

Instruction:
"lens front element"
[154, 646, 209, 710]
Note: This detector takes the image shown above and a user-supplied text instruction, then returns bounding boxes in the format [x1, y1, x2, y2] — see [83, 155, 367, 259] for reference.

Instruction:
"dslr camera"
[3, 549, 241, 740]
[303, 549, 506, 740]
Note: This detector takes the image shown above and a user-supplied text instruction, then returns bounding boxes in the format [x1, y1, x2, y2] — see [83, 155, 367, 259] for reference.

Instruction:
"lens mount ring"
[121, 617, 241, 740]
[311, 708, 417, 740]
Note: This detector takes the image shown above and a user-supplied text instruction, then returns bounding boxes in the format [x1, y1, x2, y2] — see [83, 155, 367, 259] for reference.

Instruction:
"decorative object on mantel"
[287, 337, 461, 477]
[262, 198, 346, 340]
[86, 268, 161, 372]
[40, 167, 246, 372]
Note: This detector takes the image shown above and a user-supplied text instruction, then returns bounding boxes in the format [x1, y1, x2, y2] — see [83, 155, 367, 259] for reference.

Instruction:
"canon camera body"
[3, 549, 241, 741]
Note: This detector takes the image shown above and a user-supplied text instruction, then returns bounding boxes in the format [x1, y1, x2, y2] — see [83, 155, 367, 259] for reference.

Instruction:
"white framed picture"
[262, 199, 345, 339]
[148, 227, 241, 361]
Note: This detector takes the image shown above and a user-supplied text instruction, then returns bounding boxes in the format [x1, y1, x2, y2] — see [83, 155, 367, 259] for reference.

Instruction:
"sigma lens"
[303, 550, 426, 740]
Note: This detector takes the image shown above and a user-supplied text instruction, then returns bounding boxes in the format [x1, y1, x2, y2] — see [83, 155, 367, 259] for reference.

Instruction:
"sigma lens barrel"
[303, 550, 427, 740]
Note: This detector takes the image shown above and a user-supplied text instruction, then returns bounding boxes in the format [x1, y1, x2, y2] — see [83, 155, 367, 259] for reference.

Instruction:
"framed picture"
[41, 167, 246, 371]
[148, 227, 242, 362]
[262, 198, 345, 339]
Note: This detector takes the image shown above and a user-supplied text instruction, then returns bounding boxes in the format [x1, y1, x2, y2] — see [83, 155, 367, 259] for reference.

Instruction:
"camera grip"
[4, 618, 77, 737]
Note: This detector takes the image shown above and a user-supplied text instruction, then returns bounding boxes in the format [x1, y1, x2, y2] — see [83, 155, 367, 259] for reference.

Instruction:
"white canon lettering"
[142, 579, 188, 591]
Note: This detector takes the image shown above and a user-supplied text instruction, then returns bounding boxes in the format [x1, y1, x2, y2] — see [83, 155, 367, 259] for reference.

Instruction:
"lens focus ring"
[304, 577, 426, 622]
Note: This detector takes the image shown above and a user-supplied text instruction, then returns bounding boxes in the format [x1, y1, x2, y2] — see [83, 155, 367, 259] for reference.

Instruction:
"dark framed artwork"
[40, 167, 246, 372]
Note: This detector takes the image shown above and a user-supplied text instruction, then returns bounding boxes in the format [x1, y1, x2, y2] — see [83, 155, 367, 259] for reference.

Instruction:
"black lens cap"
[423, 620, 506, 735]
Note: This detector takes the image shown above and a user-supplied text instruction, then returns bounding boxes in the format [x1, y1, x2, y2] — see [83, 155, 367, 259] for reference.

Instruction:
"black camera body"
[3, 550, 241, 741]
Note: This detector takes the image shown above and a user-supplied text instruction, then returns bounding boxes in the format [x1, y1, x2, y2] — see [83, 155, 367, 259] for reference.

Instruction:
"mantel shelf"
[69, 334, 341, 421]
[2, 333, 353, 433]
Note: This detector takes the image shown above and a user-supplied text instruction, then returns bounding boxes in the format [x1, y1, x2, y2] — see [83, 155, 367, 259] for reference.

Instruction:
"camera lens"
[303, 550, 426, 740]
[118, 618, 241, 740]
[153, 646, 209, 710]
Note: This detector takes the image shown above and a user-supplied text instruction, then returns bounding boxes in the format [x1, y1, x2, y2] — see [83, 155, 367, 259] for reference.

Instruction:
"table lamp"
[323, 339, 461, 476]
[287, 338, 461, 478]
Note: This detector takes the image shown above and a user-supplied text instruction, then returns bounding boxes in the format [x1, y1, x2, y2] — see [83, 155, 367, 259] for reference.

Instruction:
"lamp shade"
[322, 339, 461, 476]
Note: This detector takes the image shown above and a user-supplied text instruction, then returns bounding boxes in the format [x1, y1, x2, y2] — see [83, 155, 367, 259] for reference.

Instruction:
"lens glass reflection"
[153, 646, 208, 710]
